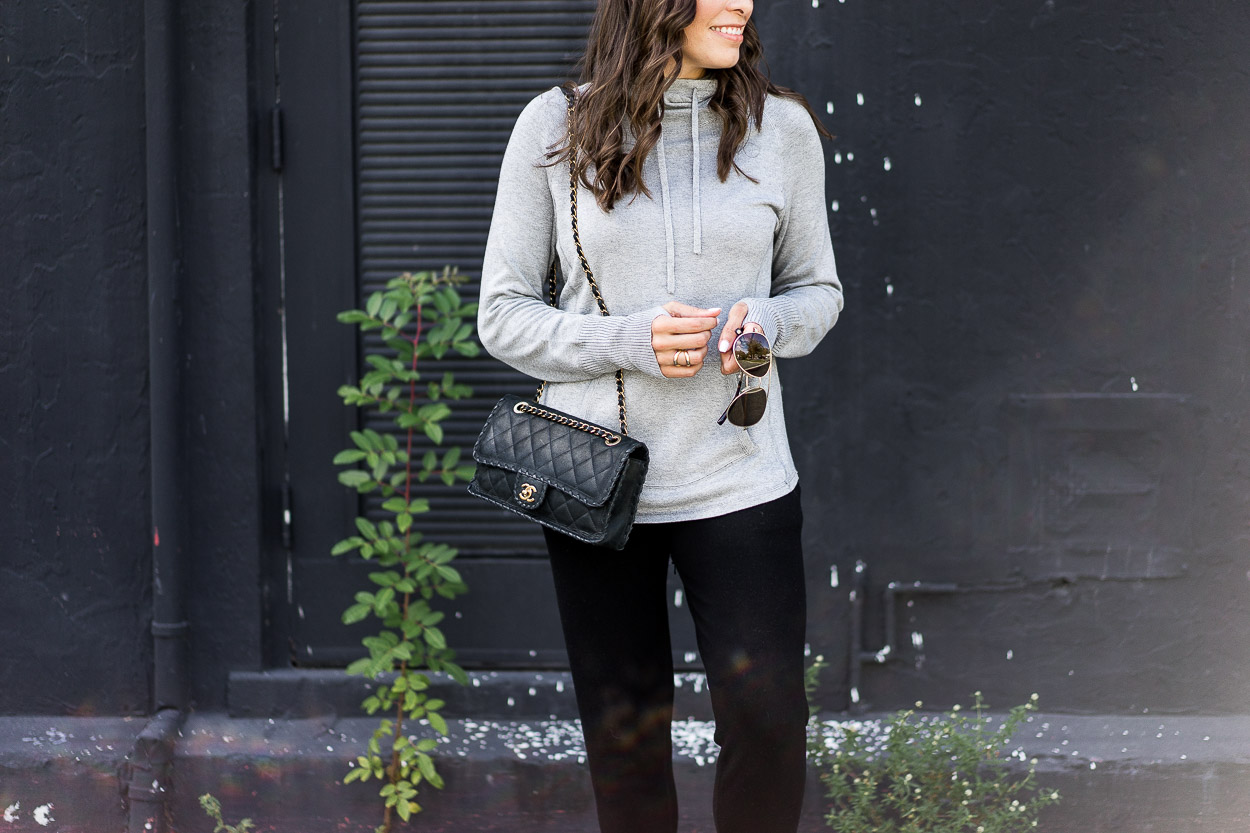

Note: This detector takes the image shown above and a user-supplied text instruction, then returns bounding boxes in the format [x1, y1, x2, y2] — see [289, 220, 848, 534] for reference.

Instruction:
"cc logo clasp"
[518, 483, 538, 503]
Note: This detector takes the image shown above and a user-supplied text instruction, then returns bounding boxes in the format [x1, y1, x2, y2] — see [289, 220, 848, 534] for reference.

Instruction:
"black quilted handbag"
[468, 88, 649, 550]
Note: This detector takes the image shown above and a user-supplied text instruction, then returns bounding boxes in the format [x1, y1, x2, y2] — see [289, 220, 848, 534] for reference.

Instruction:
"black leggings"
[544, 487, 808, 833]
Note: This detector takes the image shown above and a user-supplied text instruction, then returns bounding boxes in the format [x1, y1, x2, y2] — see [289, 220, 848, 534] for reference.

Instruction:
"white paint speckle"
[33, 804, 53, 827]
[834, 152, 843, 164]
[1130, 376, 1139, 392]
[831, 200, 840, 212]
[556, 680, 565, 693]
[528, 687, 537, 697]
[914, 93, 922, 106]
[673, 589, 683, 608]
[4, 803, 19, 822]
[883, 157, 892, 171]
[684, 651, 697, 663]
[846, 152, 855, 161]
[830, 565, 839, 587]
[856, 93, 865, 106]
[826, 101, 834, 114]
[1006, 649, 1014, 660]
[850, 686, 860, 703]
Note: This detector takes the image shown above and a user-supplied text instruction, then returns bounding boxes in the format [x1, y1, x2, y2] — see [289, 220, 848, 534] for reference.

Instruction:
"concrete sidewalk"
[3, 674, 1250, 832]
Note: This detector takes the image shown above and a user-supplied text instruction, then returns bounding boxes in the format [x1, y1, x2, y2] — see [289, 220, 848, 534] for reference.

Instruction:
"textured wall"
[0, 0, 263, 714]
[0, 1, 152, 714]
[758, 0, 1250, 712]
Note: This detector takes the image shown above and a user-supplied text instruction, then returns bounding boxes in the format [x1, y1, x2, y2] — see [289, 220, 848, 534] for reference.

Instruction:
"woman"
[478, 0, 842, 830]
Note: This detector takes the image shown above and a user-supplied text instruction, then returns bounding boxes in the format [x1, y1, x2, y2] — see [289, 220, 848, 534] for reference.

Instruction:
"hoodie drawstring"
[691, 86, 702, 256]
[656, 130, 677, 294]
[656, 83, 706, 294]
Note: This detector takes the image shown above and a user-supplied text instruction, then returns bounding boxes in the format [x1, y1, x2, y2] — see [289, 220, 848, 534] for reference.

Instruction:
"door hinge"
[270, 104, 284, 171]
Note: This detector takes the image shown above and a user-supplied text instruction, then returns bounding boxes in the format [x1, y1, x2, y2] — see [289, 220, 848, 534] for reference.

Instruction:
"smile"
[710, 25, 745, 42]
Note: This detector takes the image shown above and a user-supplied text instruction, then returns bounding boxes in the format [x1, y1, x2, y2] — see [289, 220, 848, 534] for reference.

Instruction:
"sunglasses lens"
[727, 388, 767, 427]
[734, 332, 771, 378]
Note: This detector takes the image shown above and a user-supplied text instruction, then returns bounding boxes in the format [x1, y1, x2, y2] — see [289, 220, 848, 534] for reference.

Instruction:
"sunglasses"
[717, 329, 772, 427]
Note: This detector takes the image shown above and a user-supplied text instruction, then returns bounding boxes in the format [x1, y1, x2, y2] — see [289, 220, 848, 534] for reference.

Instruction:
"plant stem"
[382, 301, 423, 833]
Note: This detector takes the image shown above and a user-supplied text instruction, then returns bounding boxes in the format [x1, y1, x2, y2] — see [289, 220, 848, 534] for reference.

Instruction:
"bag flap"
[473, 396, 647, 507]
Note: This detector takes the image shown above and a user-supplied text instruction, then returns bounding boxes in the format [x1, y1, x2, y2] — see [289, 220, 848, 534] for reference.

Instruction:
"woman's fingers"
[719, 302, 765, 375]
[663, 301, 721, 319]
[659, 345, 708, 377]
[652, 329, 713, 351]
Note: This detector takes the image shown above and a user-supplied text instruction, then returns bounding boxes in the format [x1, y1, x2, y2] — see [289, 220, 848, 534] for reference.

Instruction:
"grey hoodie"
[478, 77, 843, 523]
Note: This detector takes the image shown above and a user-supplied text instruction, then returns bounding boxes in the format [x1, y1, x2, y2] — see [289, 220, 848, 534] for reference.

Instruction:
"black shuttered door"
[357, 1, 597, 553]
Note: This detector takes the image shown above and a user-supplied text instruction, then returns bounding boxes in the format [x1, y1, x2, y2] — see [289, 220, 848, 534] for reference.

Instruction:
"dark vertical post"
[132, 0, 187, 828]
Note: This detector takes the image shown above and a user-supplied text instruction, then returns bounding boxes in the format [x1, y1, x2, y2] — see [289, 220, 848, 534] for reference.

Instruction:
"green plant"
[198, 794, 254, 833]
[332, 267, 479, 831]
[809, 691, 1060, 833]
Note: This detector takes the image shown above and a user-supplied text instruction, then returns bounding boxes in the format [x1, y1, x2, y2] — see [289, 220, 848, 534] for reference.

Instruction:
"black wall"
[1, 0, 262, 714]
[760, 0, 1250, 711]
[3, 0, 1248, 716]
[2, 1, 151, 713]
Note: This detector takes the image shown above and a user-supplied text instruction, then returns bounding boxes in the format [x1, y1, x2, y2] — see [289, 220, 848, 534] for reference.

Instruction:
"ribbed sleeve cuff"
[743, 298, 787, 348]
[577, 305, 669, 379]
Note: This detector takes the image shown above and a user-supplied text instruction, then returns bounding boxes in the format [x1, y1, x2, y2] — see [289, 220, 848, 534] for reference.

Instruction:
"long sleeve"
[741, 100, 844, 359]
[477, 90, 668, 382]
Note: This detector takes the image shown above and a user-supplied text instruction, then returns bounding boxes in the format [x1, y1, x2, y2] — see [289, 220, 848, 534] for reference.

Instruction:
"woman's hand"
[652, 301, 721, 378]
[718, 301, 765, 375]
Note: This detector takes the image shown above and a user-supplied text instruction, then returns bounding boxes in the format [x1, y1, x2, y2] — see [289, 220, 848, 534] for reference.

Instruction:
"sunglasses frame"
[717, 330, 772, 427]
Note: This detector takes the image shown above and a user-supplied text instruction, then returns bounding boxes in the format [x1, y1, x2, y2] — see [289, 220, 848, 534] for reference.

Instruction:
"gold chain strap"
[534, 87, 630, 437]
[513, 400, 622, 447]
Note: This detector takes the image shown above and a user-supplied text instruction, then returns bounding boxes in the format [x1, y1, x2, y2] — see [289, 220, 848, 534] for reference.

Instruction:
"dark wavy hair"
[551, 0, 831, 212]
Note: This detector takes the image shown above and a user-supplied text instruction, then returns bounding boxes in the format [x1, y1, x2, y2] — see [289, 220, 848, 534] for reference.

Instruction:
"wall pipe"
[129, 0, 187, 827]
[848, 560, 1023, 713]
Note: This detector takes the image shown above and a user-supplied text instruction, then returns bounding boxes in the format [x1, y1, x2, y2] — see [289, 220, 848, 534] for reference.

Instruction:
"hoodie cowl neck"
[661, 77, 718, 109]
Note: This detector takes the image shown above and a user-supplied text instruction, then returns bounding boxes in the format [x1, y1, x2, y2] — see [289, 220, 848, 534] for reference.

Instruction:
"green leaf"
[366, 292, 382, 317]
[381, 497, 408, 513]
[428, 711, 448, 736]
[341, 604, 370, 625]
[345, 657, 372, 676]
[338, 309, 369, 324]
[422, 450, 437, 471]
[417, 753, 437, 782]
[440, 470, 456, 486]
[338, 470, 371, 488]
[442, 447, 461, 469]
[423, 421, 444, 445]
[379, 297, 398, 323]
[330, 538, 360, 556]
[443, 661, 470, 687]
[397, 513, 412, 533]
[453, 341, 481, 358]
[356, 517, 379, 539]
[435, 565, 462, 584]
[422, 627, 447, 650]
[333, 449, 368, 464]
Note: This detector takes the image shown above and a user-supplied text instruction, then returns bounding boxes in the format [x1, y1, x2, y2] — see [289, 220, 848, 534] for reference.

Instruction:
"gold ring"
[673, 350, 684, 368]
[683, 350, 694, 367]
